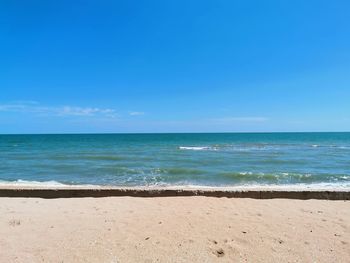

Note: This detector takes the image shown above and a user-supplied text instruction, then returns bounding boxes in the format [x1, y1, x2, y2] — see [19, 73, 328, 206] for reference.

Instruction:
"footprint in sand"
[213, 248, 225, 257]
[9, 219, 21, 226]
[209, 240, 225, 257]
[210, 239, 218, 245]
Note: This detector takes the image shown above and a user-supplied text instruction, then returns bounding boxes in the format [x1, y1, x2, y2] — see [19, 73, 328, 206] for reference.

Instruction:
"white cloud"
[129, 111, 145, 116]
[58, 106, 117, 117]
[0, 102, 118, 118]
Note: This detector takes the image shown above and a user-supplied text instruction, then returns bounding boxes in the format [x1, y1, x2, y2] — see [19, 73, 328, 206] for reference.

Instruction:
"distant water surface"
[0, 133, 350, 188]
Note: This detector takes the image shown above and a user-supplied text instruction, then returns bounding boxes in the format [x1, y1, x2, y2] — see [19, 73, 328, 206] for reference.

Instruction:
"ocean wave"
[0, 179, 102, 188]
[179, 146, 213, 151]
[177, 144, 350, 153]
[0, 179, 349, 190]
[310, 144, 350, 149]
[0, 179, 69, 187]
[220, 171, 349, 183]
[155, 167, 204, 175]
[165, 182, 350, 190]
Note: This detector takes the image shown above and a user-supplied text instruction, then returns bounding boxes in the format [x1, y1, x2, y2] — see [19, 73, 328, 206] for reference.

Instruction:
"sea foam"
[0, 179, 100, 188]
[179, 146, 211, 150]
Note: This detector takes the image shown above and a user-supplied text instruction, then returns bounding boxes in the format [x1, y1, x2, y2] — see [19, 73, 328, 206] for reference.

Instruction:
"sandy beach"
[0, 196, 349, 262]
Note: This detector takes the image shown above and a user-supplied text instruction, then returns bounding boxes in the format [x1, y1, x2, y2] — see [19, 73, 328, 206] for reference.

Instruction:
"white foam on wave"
[239, 172, 253, 175]
[179, 146, 212, 151]
[338, 146, 350, 149]
[310, 144, 350, 149]
[0, 179, 100, 188]
[0, 179, 349, 191]
[163, 182, 350, 191]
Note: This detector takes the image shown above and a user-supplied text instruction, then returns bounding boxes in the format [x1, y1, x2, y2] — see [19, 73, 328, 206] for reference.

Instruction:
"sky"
[1, 0, 350, 133]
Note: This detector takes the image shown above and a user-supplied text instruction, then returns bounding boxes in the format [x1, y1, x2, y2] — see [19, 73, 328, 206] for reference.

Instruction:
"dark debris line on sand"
[0, 188, 349, 200]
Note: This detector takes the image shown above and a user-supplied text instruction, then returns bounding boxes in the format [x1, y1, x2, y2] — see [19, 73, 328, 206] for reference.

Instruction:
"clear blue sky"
[1, 1, 350, 133]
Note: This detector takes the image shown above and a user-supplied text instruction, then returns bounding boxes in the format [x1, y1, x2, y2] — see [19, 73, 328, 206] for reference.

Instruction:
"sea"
[0, 133, 349, 189]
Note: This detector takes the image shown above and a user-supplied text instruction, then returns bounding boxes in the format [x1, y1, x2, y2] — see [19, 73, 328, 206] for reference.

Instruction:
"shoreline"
[1, 180, 350, 191]
[1, 186, 350, 199]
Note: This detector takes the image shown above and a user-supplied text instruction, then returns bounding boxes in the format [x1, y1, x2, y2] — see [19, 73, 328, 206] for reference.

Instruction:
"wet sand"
[1, 197, 349, 262]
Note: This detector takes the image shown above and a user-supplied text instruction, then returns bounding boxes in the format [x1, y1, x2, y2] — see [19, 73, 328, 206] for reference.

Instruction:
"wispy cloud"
[129, 111, 145, 116]
[57, 106, 117, 117]
[0, 101, 118, 118]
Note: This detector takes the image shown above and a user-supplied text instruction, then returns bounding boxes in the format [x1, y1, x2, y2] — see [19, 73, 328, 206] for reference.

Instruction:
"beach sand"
[0, 196, 349, 262]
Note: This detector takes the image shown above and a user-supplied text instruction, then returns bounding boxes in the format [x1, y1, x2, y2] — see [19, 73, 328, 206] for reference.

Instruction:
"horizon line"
[1, 131, 350, 136]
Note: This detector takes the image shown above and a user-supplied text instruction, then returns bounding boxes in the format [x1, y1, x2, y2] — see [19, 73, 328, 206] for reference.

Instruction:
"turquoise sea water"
[0, 133, 350, 188]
